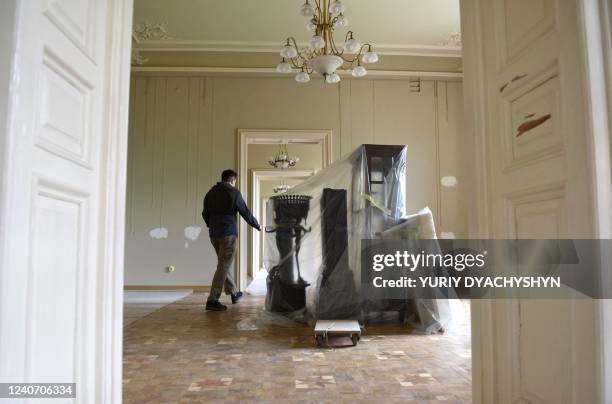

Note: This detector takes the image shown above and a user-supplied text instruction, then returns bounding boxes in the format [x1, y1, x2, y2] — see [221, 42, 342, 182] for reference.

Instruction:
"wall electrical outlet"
[165, 266, 175, 273]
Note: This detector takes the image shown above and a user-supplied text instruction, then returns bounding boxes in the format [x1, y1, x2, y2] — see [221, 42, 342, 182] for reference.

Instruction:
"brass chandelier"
[268, 143, 300, 169]
[276, 0, 379, 84]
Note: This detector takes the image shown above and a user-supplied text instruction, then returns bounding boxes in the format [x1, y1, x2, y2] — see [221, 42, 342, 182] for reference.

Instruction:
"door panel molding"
[43, 0, 98, 60]
[500, 65, 564, 171]
[503, 182, 567, 238]
[25, 176, 89, 383]
[514, 300, 573, 403]
[37, 48, 94, 167]
[494, 0, 557, 67]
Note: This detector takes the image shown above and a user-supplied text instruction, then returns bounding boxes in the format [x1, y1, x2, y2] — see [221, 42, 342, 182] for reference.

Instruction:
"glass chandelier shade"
[300, 2, 316, 17]
[276, 60, 293, 73]
[306, 19, 318, 31]
[280, 45, 298, 59]
[361, 49, 379, 64]
[295, 70, 311, 83]
[333, 14, 348, 28]
[325, 72, 341, 84]
[329, 0, 345, 15]
[309, 35, 326, 49]
[344, 37, 361, 53]
[351, 65, 367, 77]
[277, 0, 378, 84]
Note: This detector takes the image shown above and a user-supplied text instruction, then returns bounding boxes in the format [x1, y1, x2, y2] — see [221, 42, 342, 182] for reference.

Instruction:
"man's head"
[221, 169, 237, 187]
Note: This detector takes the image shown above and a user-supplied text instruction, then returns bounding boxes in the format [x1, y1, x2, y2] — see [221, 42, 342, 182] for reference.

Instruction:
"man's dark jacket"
[202, 182, 260, 237]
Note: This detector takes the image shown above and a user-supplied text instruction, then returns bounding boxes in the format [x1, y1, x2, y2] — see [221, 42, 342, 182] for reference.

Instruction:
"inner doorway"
[236, 129, 333, 289]
[249, 169, 316, 280]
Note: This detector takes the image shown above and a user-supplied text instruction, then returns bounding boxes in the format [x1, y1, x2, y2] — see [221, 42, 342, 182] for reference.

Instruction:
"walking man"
[203, 169, 261, 311]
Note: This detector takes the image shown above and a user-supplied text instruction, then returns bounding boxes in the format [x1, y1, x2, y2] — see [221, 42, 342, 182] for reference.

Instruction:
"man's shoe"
[231, 291, 243, 304]
[205, 301, 227, 311]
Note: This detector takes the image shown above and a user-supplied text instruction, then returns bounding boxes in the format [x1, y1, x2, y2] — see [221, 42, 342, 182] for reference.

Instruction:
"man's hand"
[256, 225, 262, 232]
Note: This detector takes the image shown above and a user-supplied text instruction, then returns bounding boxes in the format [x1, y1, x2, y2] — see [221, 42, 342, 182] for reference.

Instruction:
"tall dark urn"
[265, 194, 312, 313]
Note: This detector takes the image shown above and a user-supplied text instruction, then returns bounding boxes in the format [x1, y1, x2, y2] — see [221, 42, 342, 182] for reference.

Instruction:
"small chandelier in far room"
[268, 143, 300, 169]
[276, 0, 379, 84]
[273, 182, 293, 194]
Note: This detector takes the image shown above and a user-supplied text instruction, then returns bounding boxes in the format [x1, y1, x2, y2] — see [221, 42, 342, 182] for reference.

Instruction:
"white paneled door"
[0, 0, 132, 403]
[463, 0, 609, 403]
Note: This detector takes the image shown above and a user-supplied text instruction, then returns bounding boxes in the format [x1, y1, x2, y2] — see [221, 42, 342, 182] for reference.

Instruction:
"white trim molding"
[235, 129, 332, 290]
[131, 66, 463, 81]
[133, 39, 462, 58]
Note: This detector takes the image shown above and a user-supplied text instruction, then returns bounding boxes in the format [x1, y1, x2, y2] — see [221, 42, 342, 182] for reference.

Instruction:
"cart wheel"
[398, 310, 406, 323]
[351, 334, 359, 346]
[315, 335, 323, 347]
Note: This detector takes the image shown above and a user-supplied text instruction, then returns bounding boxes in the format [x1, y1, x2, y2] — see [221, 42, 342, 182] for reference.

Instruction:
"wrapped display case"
[263, 144, 455, 332]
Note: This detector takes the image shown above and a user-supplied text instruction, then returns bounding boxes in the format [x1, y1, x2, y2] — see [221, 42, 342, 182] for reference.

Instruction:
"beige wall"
[125, 75, 466, 286]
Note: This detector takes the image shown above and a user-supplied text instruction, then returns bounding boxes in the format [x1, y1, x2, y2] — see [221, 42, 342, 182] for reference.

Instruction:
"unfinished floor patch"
[295, 375, 336, 389]
[187, 378, 233, 391]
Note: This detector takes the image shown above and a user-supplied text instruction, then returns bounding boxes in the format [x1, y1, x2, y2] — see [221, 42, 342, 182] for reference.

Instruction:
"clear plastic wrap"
[262, 144, 456, 333]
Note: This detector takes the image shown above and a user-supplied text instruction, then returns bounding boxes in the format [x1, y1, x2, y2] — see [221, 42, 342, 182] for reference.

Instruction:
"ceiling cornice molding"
[130, 66, 463, 81]
[133, 39, 462, 57]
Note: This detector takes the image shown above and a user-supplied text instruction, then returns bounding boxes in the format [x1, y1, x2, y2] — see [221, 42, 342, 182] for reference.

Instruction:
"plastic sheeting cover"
[262, 144, 456, 333]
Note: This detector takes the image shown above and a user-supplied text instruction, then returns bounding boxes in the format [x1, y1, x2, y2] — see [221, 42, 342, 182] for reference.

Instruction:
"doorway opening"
[236, 129, 333, 288]
[249, 169, 316, 280]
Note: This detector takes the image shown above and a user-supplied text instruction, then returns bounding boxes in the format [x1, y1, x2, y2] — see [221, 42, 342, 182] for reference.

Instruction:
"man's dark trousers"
[207, 235, 237, 302]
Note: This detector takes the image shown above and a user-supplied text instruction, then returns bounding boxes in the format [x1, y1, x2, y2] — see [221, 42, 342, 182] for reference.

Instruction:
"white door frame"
[588, 0, 612, 402]
[249, 169, 316, 280]
[99, 1, 134, 401]
[459, 1, 495, 402]
[461, 0, 612, 402]
[235, 129, 332, 290]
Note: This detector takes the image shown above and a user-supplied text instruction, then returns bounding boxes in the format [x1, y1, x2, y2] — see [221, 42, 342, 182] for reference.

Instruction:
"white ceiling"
[133, 0, 461, 53]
